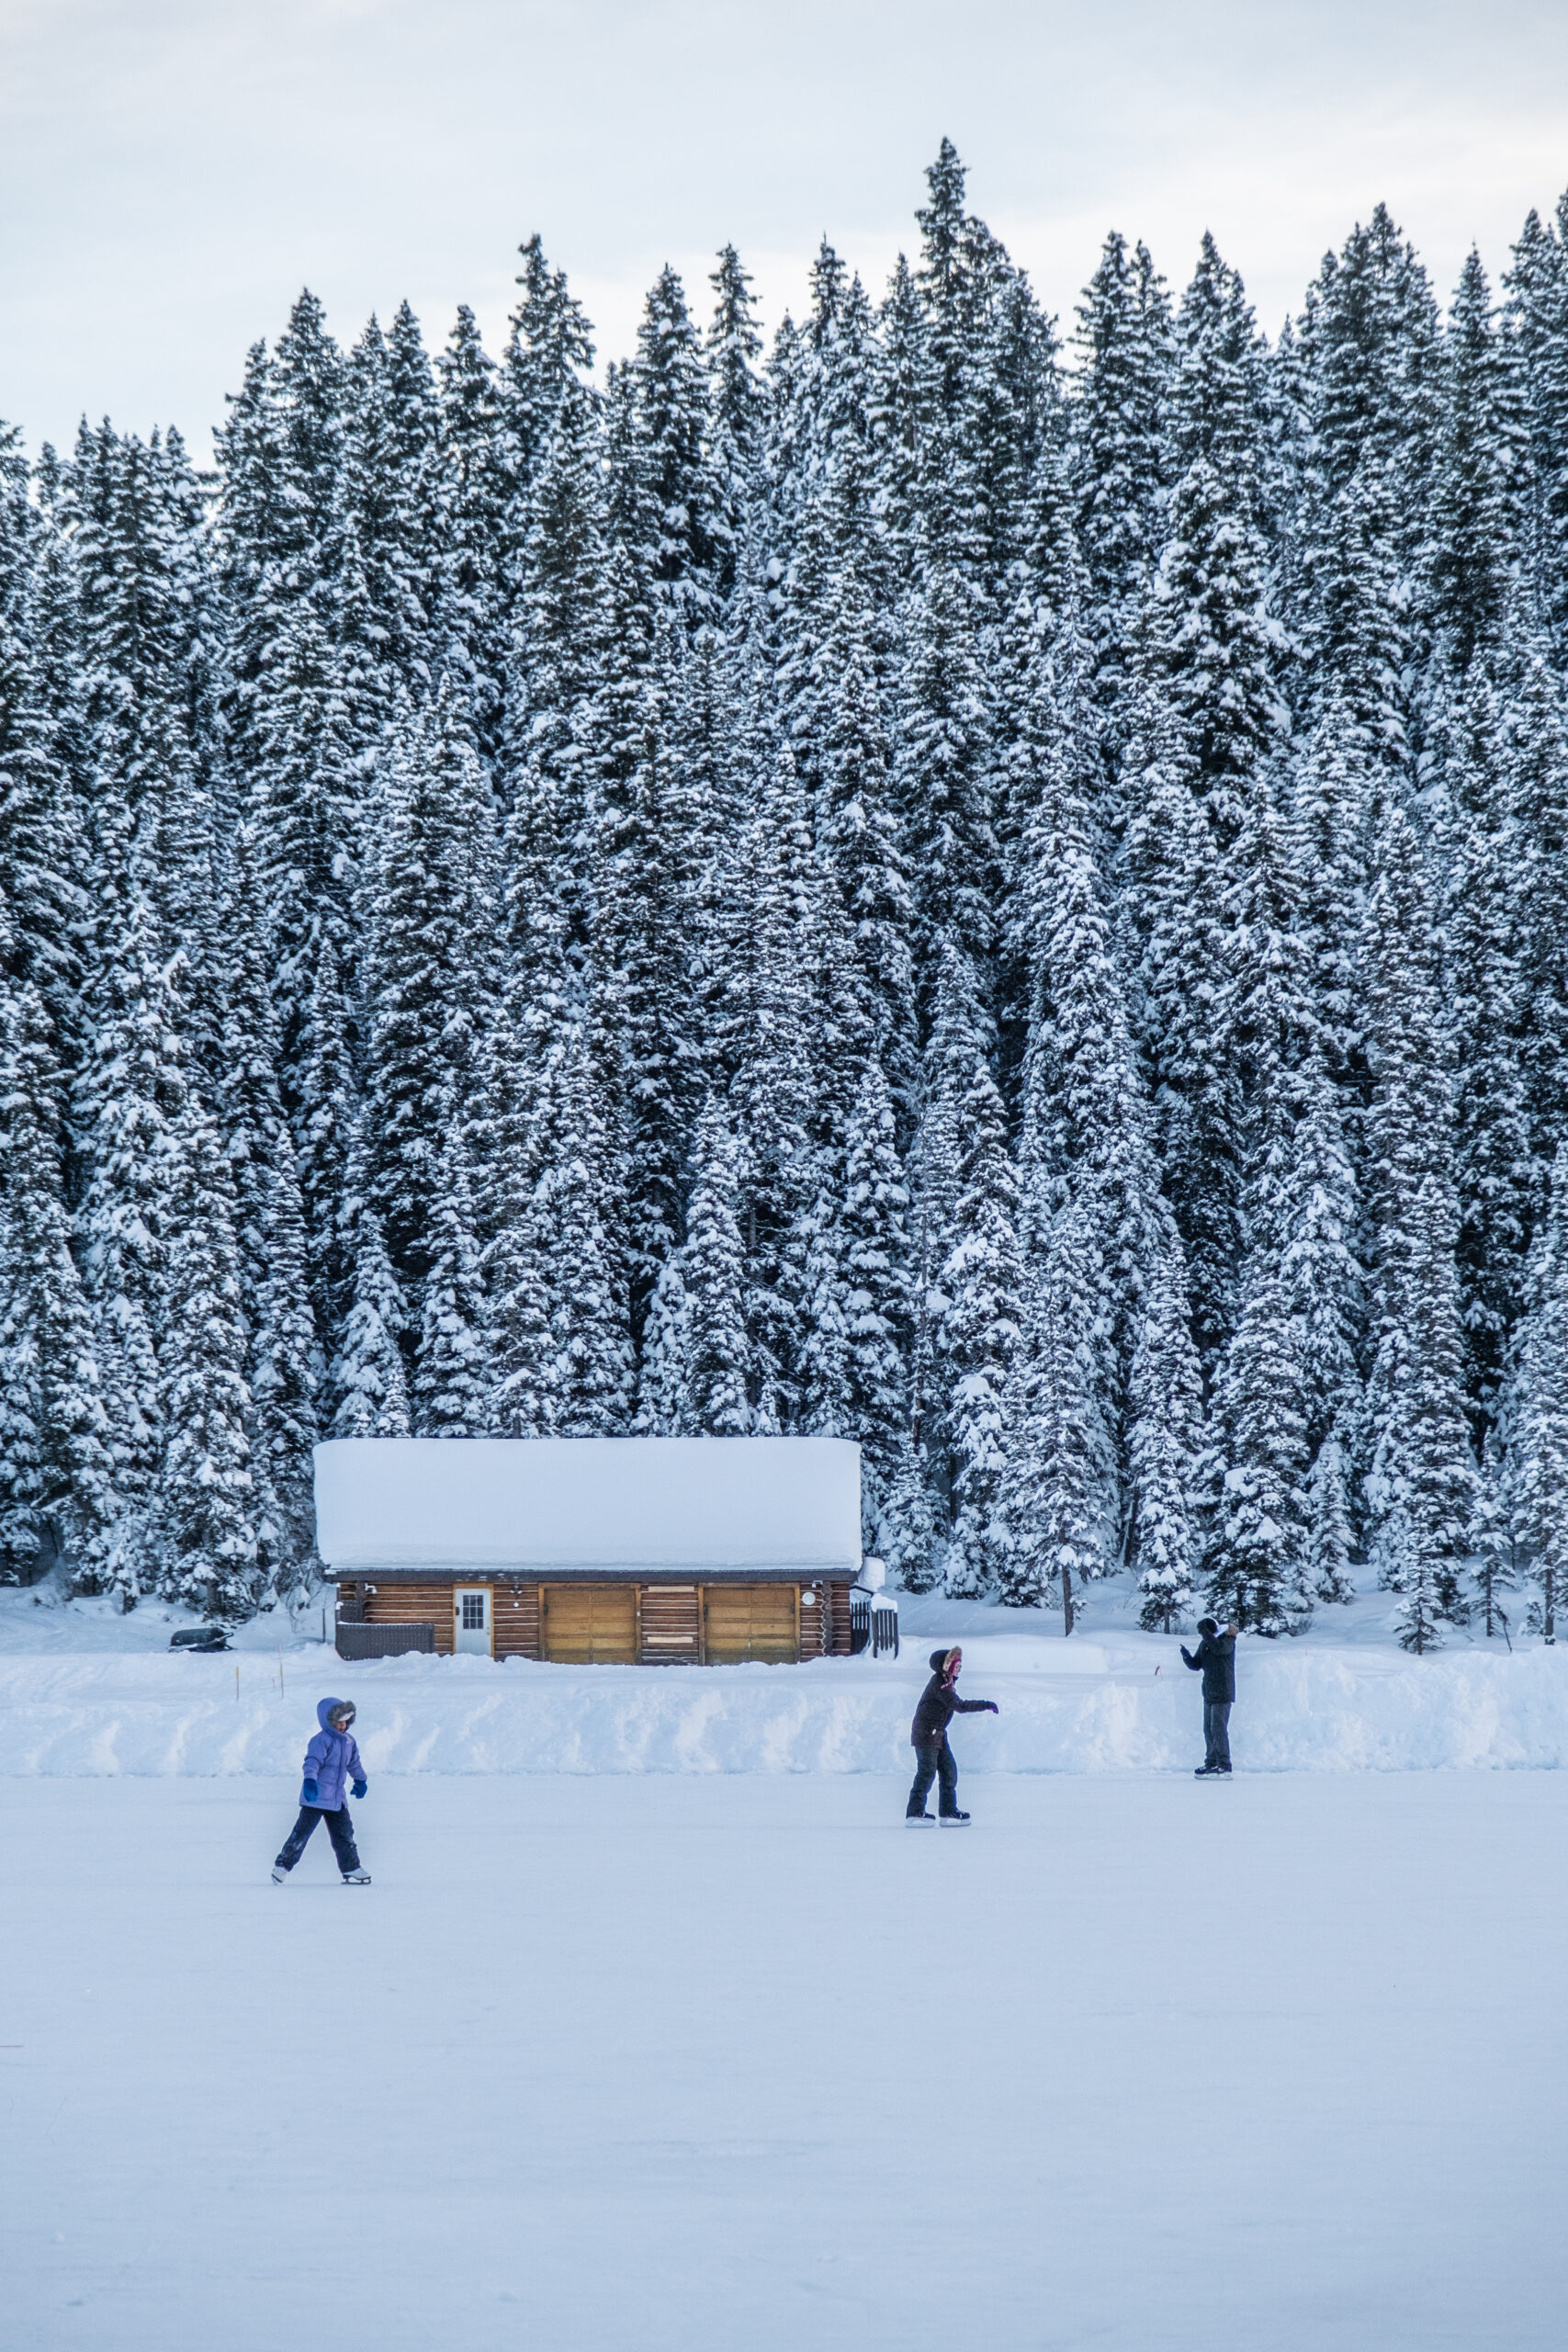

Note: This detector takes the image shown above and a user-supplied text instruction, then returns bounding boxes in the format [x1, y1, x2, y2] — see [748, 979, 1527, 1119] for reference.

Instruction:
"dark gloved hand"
[351, 1780, 367, 1800]
[302, 1778, 319, 1804]
[987, 1702, 1000, 1714]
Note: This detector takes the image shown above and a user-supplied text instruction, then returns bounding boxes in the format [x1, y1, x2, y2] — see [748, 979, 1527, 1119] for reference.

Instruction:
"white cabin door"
[454, 1587, 492, 1657]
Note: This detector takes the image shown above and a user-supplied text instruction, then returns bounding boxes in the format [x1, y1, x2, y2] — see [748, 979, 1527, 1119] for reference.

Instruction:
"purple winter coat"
[301, 1697, 366, 1811]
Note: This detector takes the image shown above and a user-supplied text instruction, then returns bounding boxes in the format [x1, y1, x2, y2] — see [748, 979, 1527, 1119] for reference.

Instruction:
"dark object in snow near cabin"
[169, 1625, 230, 1652]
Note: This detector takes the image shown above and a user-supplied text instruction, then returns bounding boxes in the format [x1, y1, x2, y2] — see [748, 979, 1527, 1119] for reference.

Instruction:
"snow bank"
[2, 1634, 1566, 1776]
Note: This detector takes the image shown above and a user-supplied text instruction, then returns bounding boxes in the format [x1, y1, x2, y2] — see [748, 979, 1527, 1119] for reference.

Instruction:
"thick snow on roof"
[312, 1436, 862, 1577]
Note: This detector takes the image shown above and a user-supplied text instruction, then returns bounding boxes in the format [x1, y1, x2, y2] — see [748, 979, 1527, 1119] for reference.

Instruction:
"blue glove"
[302, 1778, 319, 1804]
[351, 1780, 367, 1800]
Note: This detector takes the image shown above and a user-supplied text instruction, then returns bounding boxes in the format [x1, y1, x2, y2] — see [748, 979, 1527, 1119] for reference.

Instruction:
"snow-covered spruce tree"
[0, 441, 87, 1071]
[706, 245, 769, 607]
[1438, 672, 1533, 1425]
[996, 1194, 1115, 1629]
[1358, 794, 1477, 1636]
[671, 1096, 752, 1436]
[587, 612, 695, 1334]
[413, 1126, 488, 1438]
[0, 985, 112, 1583]
[293, 935, 356, 1378]
[74, 887, 186, 1589]
[522, 1024, 634, 1438]
[1507, 1143, 1568, 1644]
[1502, 639, 1568, 1174]
[497, 233, 596, 546]
[1505, 201, 1568, 651]
[1470, 1429, 1519, 1641]
[1117, 691, 1239, 1384]
[1364, 1170, 1477, 1649]
[152, 1091, 260, 1615]
[1425, 251, 1527, 675]
[799, 1061, 912, 1547]
[933, 946, 1022, 1598]
[894, 559, 997, 991]
[432, 304, 508, 759]
[1128, 1234, 1202, 1631]
[1072, 230, 1173, 712]
[331, 1194, 412, 1441]
[813, 560, 918, 1102]
[624, 265, 723, 627]
[1206, 1214, 1314, 1636]
[359, 688, 500, 1281]
[632, 1249, 691, 1438]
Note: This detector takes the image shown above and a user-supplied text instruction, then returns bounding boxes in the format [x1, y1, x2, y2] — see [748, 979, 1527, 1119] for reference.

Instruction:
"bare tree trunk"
[1062, 1558, 1074, 1638]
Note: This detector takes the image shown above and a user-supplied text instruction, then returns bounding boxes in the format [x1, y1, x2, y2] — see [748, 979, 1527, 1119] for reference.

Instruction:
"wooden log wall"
[639, 1583, 701, 1664]
[492, 1583, 542, 1660]
[344, 1577, 858, 1662]
[346, 1581, 457, 1655]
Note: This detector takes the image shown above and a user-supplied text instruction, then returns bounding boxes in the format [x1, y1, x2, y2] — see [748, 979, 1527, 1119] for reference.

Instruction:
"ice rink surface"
[3, 1770, 1563, 2351]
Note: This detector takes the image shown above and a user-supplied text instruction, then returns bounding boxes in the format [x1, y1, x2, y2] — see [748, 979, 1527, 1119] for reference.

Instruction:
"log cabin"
[316, 1434, 864, 1665]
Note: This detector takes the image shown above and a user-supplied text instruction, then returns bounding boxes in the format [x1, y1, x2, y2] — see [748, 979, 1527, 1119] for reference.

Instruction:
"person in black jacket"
[906, 1646, 998, 1825]
[1180, 1617, 1238, 1775]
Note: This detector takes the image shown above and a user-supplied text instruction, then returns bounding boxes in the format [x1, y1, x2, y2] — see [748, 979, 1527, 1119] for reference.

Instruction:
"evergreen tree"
[152, 1092, 260, 1615]
[331, 1200, 412, 1440]
[997, 1197, 1116, 1626]
[414, 1127, 488, 1437]
[360, 689, 500, 1279]
[672, 1097, 751, 1435]
[1426, 251, 1526, 670]
[0, 986, 112, 1583]
[1508, 1142, 1568, 1643]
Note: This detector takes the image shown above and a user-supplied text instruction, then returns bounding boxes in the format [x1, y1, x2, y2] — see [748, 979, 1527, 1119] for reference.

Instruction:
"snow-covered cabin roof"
[313, 1436, 863, 1579]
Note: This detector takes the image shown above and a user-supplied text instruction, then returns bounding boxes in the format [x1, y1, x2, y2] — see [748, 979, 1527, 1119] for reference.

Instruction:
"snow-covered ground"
[3, 1769, 1563, 2349]
[2, 1575, 1566, 1777]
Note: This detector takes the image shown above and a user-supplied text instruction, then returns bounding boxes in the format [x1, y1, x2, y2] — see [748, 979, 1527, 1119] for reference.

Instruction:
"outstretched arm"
[951, 1695, 999, 1714]
[1179, 1645, 1201, 1670]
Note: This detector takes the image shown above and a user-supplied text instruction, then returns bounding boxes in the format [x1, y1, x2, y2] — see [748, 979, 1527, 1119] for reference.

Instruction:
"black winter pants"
[276, 1804, 361, 1874]
[907, 1737, 961, 1817]
[1203, 1702, 1233, 1770]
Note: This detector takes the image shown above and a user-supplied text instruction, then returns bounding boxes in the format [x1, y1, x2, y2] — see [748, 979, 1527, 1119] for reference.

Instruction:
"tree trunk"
[1062, 1558, 1074, 1638]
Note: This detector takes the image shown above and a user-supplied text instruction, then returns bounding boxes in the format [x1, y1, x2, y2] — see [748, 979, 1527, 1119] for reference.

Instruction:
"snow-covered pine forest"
[4, 143, 1568, 1645]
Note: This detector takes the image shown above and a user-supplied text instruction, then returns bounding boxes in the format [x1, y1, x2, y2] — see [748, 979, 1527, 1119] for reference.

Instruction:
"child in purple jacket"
[272, 1697, 371, 1884]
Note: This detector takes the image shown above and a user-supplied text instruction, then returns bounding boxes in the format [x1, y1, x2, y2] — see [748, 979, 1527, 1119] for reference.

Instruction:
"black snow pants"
[1203, 1702, 1233, 1771]
[276, 1804, 361, 1874]
[907, 1736, 961, 1818]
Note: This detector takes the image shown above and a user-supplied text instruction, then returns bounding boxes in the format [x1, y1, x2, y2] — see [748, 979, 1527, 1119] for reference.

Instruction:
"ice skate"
[938, 1811, 971, 1826]
[270, 1865, 289, 1883]
[341, 1869, 372, 1885]
[906, 1812, 936, 1825]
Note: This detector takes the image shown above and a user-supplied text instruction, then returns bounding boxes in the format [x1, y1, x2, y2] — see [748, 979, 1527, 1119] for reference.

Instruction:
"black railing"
[849, 1590, 899, 1659]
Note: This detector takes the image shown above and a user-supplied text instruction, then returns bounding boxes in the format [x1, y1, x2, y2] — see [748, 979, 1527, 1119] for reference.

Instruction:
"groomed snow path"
[3, 1772, 1562, 2350]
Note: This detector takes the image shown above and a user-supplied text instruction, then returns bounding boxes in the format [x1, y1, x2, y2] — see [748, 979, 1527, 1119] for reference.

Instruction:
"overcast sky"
[3, 0, 1567, 458]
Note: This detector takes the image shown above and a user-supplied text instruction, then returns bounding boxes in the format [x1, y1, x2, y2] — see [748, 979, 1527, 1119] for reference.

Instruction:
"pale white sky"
[3, 0, 1566, 458]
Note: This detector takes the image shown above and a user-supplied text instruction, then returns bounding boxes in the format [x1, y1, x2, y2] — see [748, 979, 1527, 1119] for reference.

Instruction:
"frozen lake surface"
[3, 1770, 1562, 2350]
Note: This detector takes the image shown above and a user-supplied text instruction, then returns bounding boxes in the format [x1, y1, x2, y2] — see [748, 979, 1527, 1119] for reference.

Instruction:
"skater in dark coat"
[1180, 1619, 1237, 1775]
[272, 1698, 372, 1883]
[906, 1646, 998, 1826]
